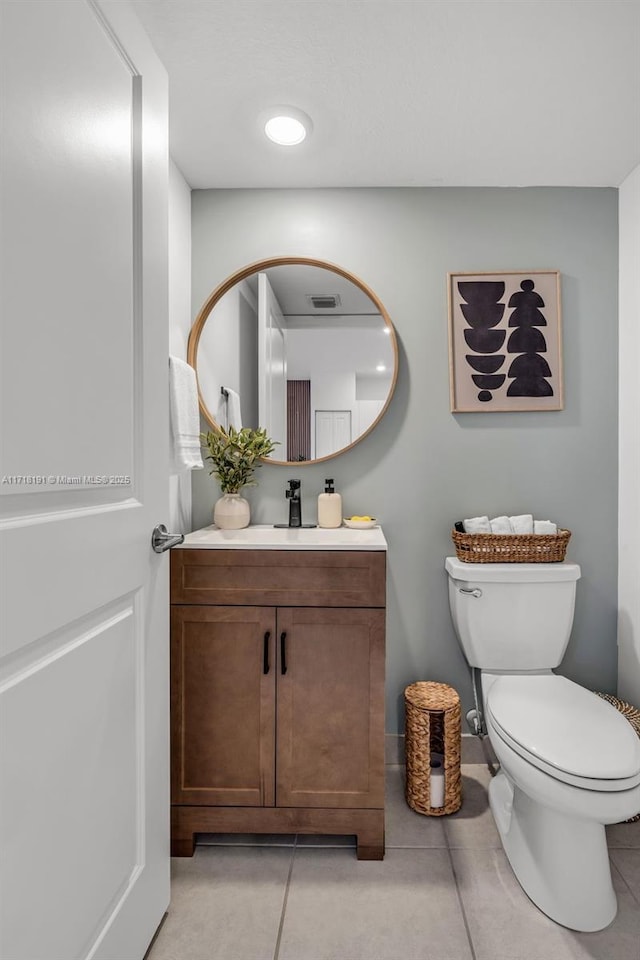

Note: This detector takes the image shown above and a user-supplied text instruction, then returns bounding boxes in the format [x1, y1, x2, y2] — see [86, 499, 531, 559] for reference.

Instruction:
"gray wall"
[191, 187, 619, 734]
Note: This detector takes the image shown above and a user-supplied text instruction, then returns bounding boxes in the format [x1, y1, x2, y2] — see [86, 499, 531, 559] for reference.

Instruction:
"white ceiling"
[131, 0, 640, 190]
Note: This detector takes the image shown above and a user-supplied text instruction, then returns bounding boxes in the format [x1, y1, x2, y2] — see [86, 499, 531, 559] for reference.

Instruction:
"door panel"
[171, 606, 276, 807]
[1, 3, 135, 495]
[2, 603, 139, 960]
[0, 2, 169, 958]
[315, 410, 352, 460]
[276, 607, 385, 809]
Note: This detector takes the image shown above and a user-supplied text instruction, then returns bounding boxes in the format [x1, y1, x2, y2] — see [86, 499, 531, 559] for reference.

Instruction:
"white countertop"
[179, 524, 387, 551]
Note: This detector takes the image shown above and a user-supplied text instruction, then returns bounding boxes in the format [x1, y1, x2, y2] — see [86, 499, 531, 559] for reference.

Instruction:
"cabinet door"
[171, 606, 276, 806]
[276, 607, 385, 808]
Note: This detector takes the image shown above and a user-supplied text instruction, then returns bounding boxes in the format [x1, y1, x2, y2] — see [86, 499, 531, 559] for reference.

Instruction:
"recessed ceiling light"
[263, 106, 312, 146]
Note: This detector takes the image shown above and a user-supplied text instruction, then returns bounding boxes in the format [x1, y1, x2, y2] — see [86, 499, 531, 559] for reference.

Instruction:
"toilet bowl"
[445, 557, 640, 931]
[483, 672, 640, 931]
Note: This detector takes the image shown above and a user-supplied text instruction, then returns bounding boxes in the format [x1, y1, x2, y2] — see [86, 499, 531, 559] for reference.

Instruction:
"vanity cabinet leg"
[171, 836, 195, 857]
[356, 813, 385, 860]
[356, 843, 384, 860]
[171, 807, 198, 856]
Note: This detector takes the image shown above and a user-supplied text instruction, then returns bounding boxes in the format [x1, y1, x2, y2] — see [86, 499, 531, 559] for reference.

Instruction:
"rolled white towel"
[534, 520, 558, 534]
[463, 516, 491, 534]
[489, 516, 513, 534]
[510, 514, 534, 535]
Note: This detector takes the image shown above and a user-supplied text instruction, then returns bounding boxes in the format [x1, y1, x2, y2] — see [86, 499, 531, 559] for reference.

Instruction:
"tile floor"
[147, 764, 640, 960]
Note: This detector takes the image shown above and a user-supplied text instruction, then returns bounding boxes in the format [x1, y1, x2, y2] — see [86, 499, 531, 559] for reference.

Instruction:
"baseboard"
[385, 732, 496, 766]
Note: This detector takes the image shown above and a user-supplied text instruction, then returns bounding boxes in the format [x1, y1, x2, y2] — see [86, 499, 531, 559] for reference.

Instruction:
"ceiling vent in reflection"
[306, 294, 342, 309]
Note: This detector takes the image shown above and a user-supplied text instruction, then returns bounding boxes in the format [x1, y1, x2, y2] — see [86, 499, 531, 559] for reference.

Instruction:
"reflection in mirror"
[189, 258, 398, 465]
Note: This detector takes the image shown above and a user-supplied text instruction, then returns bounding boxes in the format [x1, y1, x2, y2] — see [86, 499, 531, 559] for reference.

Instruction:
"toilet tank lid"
[445, 557, 581, 583]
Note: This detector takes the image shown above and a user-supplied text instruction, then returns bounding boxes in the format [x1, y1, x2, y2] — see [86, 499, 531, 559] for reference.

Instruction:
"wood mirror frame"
[187, 256, 399, 467]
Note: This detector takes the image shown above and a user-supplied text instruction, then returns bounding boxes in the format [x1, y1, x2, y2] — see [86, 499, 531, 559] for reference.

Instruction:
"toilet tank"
[445, 557, 581, 671]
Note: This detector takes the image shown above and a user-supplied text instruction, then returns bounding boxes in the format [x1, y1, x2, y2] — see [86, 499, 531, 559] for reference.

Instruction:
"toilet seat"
[487, 674, 640, 791]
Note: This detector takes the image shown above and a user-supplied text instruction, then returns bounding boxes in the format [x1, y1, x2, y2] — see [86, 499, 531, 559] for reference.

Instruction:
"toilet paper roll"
[430, 760, 445, 808]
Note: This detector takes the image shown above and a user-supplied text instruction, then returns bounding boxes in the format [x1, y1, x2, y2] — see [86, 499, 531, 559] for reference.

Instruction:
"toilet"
[445, 557, 640, 932]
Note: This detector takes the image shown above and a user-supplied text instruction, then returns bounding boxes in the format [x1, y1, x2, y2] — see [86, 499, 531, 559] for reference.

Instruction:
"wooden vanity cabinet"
[170, 548, 386, 860]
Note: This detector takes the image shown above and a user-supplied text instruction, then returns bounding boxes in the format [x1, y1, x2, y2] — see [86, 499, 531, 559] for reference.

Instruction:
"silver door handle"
[151, 524, 185, 553]
[459, 587, 482, 598]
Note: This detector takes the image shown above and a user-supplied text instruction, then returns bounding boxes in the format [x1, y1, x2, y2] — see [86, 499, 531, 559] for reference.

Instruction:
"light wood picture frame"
[448, 270, 563, 413]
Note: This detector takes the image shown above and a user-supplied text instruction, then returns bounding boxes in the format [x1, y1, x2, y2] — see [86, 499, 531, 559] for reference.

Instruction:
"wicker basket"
[404, 681, 462, 816]
[452, 528, 571, 563]
[595, 692, 640, 823]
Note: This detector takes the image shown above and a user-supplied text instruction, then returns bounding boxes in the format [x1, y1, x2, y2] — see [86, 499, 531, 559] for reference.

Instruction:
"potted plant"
[201, 426, 277, 529]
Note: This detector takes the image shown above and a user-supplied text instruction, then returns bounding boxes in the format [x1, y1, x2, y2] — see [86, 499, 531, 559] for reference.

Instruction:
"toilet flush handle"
[459, 587, 482, 599]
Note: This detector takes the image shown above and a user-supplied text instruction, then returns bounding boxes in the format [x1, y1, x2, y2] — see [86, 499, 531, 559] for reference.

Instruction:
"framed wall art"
[448, 270, 563, 413]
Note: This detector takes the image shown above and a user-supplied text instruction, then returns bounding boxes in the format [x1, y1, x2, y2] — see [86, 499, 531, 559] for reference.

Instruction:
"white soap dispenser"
[317, 479, 342, 529]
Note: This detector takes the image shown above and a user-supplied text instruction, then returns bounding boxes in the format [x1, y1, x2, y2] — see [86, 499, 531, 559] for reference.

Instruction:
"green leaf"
[201, 426, 279, 494]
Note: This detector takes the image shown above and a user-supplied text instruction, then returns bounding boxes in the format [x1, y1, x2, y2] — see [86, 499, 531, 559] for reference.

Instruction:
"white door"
[258, 273, 287, 448]
[0, 3, 170, 959]
[315, 410, 352, 460]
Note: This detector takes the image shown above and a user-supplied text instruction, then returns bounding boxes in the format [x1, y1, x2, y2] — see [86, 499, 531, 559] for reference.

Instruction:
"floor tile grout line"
[273, 835, 297, 960]
[385, 844, 449, 849]
[609, 853, 640, 908]
[444, 820, 479, 960]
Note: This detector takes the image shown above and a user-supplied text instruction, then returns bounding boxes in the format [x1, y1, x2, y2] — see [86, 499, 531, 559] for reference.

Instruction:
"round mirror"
[188, 257, 398, 466]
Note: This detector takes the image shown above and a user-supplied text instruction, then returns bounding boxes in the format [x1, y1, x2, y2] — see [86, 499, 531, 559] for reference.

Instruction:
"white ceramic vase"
[214, 492, 250, 530]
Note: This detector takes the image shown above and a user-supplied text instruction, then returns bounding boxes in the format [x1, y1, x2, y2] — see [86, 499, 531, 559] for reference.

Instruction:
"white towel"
[218, 387, 243, 431]
[463, 516, 491, 534]
[169, 356, 203, 473]
[510, 514, 534, 535]
[534, 520, 557, 534]
[226, 388, 243, 430]
[489, 516, 513, 534]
